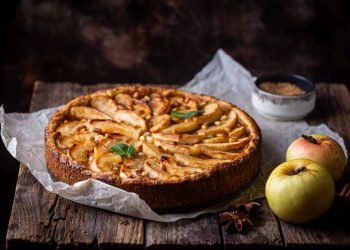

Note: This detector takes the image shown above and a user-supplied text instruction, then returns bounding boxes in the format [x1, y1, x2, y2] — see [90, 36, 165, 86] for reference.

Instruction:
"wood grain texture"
[6, 82, 145, 250]
[280, 83, 350, 249]
[221, 199, 283, 249]
[6, 82, 350, 249]
[145, 214, 221, 250]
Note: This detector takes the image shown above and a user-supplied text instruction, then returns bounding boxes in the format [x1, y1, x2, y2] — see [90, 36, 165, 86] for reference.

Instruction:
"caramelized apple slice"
[90, 95, 119, 117]
[154, 139, 202, 156]
[115, 93, 134, 108]
[218, 101, 233, 113]
[159, 156, 203, 176]
[169, 96, 198, 112]
[94, 135, 125, 159]
[152, 133, 206, 144]
[229, 126, 246, 138]
[143, 159, 170, 179]
[196, 103, 223, 124]
[92, 152, 122, 172]
[58, 132, 102, 149]
[142, 142, 163, 160]
[113, 110, 147, 131]
[202, 136, 229, 143]
[198, 137, 250, 151]
[70, 106, 111, 120]
[133, 101, 151, 118]
[90, 120, 140, 141]
[162, 103, 222, 134]
[198, 110, 237, 136]
[150, 115, 171, 132]
[68, 140, 96, 163]
[160, 120, 201, 134]
[200, 146, 240, 160]
[174, 154, 231, 168]
[56, 121, 88, 136]
[150, 95, 171, 115]
[120, 159, 144, 178]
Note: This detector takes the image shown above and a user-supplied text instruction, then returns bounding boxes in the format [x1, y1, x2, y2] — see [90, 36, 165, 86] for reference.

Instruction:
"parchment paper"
[0, 49, 347, 222]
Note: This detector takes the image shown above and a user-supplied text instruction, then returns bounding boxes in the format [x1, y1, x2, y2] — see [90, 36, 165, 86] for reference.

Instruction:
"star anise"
[218, 201, 260, 233]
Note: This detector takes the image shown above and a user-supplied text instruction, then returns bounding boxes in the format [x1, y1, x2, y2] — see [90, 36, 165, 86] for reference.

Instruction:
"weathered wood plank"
[145, 214, 221, 250]
[221, 198, 283, 249]
[279, 83, 350, 249]
[6, 81, 145, 250]
[315, 84, 350, 148]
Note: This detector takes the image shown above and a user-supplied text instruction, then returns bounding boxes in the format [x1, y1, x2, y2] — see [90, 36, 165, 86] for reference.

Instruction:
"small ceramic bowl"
[251, 74, 316, 120]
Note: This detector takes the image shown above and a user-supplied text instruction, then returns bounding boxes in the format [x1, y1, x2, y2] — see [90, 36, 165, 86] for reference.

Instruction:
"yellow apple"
[265, 159, 335, 223]
[286, 134, 347, 181]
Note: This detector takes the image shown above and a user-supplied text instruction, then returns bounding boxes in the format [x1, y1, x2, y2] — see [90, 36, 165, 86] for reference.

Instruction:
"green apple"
[286, 134, 347, 181]
[265, 159, 335, 223]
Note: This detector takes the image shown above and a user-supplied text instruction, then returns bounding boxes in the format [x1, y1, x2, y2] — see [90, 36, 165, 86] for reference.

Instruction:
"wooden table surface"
[6, 81, 350, 250]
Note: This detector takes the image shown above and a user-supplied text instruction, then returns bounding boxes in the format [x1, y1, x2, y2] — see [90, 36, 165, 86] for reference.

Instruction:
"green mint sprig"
[110, 143, 136, 158]
[171, 110, 204, 119]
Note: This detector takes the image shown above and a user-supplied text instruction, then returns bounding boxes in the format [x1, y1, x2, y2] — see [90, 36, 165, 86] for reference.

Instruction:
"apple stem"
[301, 135, 319, 144]
[287, 166, 307, 175]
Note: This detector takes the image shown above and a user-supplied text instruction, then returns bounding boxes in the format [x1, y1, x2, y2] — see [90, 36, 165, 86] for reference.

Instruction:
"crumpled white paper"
[0, 49, 347, 222]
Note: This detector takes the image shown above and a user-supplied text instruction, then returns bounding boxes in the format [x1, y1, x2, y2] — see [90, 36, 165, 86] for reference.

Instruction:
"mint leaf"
[111, 143, 136, 158]
[171, 110, 204, 119]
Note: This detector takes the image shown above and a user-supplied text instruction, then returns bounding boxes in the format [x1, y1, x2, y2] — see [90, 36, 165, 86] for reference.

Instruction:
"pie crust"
[45, 85, 261, 212]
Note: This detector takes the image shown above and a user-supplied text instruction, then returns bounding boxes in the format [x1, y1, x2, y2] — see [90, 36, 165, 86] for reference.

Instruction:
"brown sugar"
[259, 82, 306, 96]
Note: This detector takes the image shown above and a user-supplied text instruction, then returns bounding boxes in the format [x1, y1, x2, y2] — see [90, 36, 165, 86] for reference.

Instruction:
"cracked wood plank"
[279, 83, 350, 248]
[6, 82, 145, 250]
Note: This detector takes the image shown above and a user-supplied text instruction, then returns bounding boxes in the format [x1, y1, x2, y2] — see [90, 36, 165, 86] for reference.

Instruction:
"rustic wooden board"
[145, 214, 221, 250]
[279, 84, 350, 249]
[6, 82, 145, 250]
[6, 82, 350, 249]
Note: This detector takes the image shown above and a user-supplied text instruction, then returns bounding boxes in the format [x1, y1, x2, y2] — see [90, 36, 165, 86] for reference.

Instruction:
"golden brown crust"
[45, 84, 262, 212]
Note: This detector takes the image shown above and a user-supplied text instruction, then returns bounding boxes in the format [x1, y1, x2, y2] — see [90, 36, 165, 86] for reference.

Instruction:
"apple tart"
[45, 85, 261, 212]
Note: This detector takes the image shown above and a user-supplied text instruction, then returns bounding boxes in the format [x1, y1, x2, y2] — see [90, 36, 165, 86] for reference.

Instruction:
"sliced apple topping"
[197, 137, 250, 151]
[115, 93, 151, 118]
[150, 95, 171, 115]
[92, 152, 122, 172]
[133, 101, 151, 118]
[143, 159, 171, 179]
[90, 95, 119, 117]
[58, 132, 103, 149]
[202, 136, 229, 143]
[169, 96, 198, 112]
[197, 103, 223, 124]
[142, 142, 163, 160]
[115, 93, 134, 108]
[159, 156, 203, 176]
[200, 146, 240, 160]
[70, 106, 111, 120]
[54, 86, 256, 180]
[198, 110, 237, 136]
[120, 158, 144, 178]
[56, 121, 88, 136]
[152, 133, 206, 144]
[160, 119, 202, 134]
[154, 139, 202, 156]
[90, 120, 139, 141]
[229, 126, 246, 138]
[113, 110, 147, 131]
[68, 140, 96, 163]
[174, 153, 231, 168]
[94, 136, 125, 159]
[150, 114, 171, 132]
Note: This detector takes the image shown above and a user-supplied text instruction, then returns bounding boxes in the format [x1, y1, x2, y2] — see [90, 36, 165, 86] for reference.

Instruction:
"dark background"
[1, 0, 350, 248]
